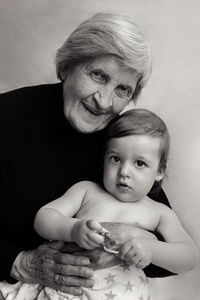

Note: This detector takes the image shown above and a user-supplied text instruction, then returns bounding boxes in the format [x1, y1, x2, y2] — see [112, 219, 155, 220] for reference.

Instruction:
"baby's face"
[103, 135, 163, 202]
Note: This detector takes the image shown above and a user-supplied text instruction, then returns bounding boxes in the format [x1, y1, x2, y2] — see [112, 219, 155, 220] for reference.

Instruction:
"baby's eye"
[135, 160, 146, 168]
[110, 156, 120, 163]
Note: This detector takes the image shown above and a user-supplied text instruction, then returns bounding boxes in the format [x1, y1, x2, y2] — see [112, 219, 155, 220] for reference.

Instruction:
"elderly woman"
[0, 13, 170, 296]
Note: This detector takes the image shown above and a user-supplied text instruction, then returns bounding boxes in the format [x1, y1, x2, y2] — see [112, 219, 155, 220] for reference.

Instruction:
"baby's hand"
[119, 238, 152, 269]
[71, 219, 107, 249]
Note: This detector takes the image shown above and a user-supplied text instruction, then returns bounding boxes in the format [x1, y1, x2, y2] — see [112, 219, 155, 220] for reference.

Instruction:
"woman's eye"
[116, 85, 132, 100]
[110, 156, 120, 163]
[90, 70, 106, 82]
[135, 160, 146, 168]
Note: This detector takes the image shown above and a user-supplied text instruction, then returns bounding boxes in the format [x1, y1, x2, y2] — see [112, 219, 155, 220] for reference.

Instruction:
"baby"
[1, 109, 198, 300]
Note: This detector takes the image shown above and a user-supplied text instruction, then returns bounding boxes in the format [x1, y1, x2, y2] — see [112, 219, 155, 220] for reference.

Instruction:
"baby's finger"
[98, 227, 110, 237]
[87, 220, 102, 232]
[136, 260, 148, 269]
[82, 238, 100, 250]
[118, 243, 132, 259]
[87, 231, 104, 244]
[129, 255, 141, 266]
[123, 248, 136, 262]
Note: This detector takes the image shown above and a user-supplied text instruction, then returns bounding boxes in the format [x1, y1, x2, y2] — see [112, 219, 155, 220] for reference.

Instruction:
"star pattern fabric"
[120, 263, 131, 271]
[124, 280, 135, 292]
[104, 273, 116, 284]
[0, 264, 151, 300]
[104, 290, 117, 299]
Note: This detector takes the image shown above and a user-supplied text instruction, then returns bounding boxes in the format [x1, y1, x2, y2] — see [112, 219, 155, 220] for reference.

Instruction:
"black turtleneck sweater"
[0, 83, 171, 282]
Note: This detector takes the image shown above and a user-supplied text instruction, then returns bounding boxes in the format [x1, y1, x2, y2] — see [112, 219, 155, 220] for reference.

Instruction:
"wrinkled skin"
[13, 241, 94, 296]
[13, 223, 156, 296]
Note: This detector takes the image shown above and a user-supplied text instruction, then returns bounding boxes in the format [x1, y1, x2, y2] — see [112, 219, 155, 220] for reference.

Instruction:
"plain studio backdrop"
[0, 0, 200, 298]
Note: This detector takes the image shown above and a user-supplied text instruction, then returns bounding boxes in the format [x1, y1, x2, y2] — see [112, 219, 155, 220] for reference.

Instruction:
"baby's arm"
[34, 181, 105, 249]
[119, 204, 199, 273]
[149, 205, 199, 273]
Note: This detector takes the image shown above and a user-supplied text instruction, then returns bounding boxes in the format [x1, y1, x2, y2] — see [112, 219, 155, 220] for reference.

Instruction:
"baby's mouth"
[117, 182, 131, 190]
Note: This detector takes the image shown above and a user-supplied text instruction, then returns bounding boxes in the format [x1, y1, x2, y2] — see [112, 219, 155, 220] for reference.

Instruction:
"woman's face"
[62, 56, 138, 133]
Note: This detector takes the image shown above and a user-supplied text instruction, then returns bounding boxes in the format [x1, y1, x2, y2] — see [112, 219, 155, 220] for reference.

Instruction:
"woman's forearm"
[100, 222, 157, 244]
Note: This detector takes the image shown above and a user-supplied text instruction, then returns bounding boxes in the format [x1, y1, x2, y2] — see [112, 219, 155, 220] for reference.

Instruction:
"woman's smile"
[63, 55, 138, 133]
[82, 101, 107, 116]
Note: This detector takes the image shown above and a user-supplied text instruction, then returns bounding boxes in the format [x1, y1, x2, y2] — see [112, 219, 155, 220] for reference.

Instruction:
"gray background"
[0, 0, 200, 297]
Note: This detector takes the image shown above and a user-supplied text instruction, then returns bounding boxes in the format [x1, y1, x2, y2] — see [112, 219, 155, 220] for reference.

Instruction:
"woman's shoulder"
[0, 82, 62, 123]
[0, 83, 62, 105]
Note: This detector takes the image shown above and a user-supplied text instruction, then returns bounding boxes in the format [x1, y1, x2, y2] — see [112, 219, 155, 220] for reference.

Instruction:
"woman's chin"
[75, 123, 103, 133]
[72, 116, 109, 133]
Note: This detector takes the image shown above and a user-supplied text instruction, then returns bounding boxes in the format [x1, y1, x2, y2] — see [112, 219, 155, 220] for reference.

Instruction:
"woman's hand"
[101, 222, 157, 246]
[11, 240, 94, 296]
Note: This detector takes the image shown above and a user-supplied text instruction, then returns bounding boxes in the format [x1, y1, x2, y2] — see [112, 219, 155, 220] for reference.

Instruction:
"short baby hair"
[105, 108, 170, 194]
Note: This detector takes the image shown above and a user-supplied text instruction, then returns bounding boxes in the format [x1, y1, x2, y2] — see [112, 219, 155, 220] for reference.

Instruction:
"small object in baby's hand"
[102, 232, 119, 255]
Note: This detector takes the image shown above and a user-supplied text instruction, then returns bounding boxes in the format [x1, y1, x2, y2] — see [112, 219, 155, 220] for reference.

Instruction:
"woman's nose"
[93, 87, 114, 112]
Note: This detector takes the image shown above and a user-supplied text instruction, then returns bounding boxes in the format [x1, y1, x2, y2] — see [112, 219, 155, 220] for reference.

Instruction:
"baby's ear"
[155, 171, 164, 182]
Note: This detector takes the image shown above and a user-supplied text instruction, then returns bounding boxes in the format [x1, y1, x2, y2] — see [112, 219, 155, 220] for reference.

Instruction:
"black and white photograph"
[0, 1, 200, 299]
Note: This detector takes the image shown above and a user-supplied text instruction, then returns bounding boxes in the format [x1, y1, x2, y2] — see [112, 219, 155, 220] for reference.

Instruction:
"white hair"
[56, 13, 152, 100]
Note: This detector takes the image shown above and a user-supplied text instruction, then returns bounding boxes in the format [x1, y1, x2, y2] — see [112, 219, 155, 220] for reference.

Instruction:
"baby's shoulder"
[73, 180, 102, 193]
[144, 196, 172, 215]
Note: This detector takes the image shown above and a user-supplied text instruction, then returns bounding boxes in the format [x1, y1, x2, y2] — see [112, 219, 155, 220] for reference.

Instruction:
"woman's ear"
[155, 171, 164, 182]
[60, 71, 66, 81]
[60, 68, 71, 81]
